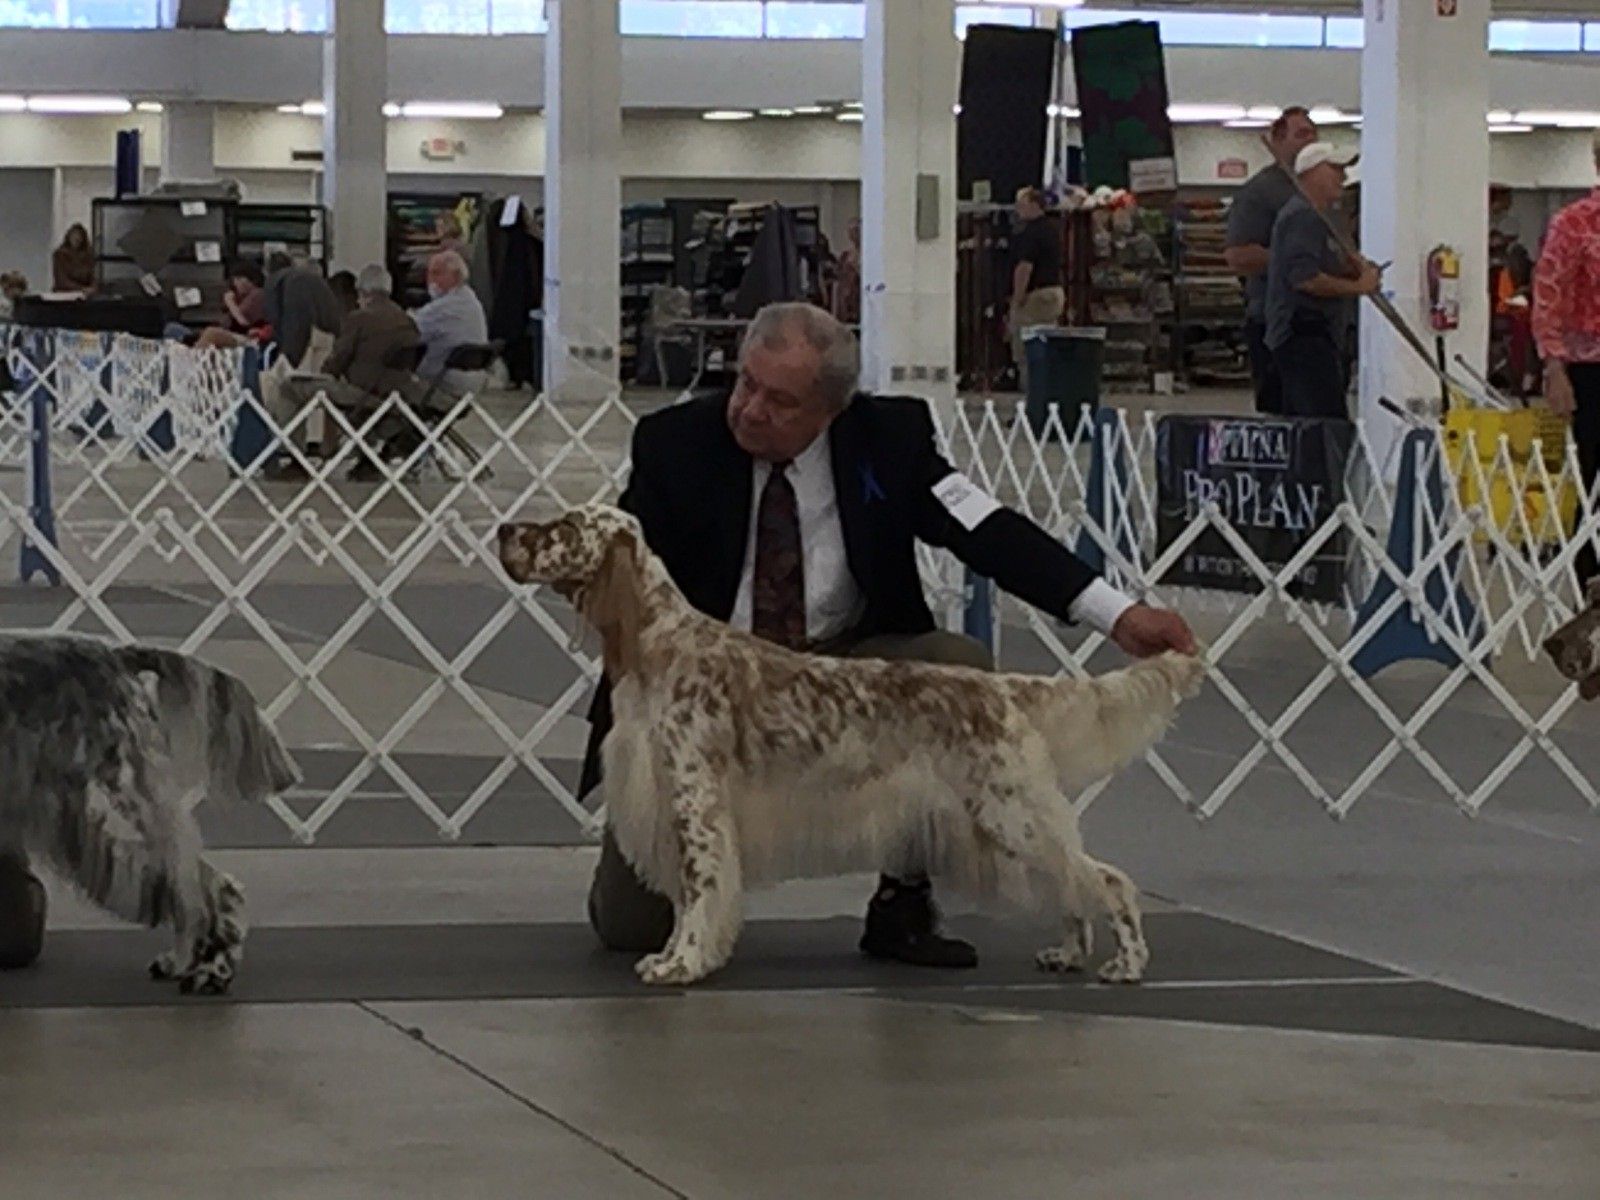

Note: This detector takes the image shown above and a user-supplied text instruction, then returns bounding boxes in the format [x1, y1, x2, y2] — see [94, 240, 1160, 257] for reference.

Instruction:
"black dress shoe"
[0, 853, 47, 970]
[859, 880, 978, 969]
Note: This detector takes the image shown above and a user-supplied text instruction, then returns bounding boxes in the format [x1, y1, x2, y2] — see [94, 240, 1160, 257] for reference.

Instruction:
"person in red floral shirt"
[1533, 131, 1600, 584]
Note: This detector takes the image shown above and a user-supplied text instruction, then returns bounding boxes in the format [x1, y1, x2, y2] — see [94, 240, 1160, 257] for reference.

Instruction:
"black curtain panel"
[958, 24, 1057, 203]
[1071, 20, 1176, 192]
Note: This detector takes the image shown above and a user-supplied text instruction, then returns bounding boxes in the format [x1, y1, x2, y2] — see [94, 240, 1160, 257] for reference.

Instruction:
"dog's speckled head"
[1543, 578, 1600, 701]
[497, 504, 641, 590]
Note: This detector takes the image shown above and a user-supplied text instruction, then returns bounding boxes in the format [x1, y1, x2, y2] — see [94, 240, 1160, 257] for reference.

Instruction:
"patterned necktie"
[751, 461, 807, 649]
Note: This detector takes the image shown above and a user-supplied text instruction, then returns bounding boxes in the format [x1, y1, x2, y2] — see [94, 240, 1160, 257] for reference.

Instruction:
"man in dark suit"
[584, 302, 1195, 968]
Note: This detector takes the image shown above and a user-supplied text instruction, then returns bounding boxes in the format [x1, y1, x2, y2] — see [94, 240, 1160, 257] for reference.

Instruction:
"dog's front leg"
[636, 754, 742, 987]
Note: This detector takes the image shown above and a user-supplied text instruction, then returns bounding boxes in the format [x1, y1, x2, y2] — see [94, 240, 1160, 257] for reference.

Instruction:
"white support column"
[160, 102, 215, 184]
[861, 0, 959, 416]
[544, 0, 622, 400]
[1359, 0, 1491, 472]
[323, 0, 387, 272]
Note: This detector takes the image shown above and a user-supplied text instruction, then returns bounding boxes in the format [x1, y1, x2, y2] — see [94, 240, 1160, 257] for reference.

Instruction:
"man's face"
[230, 275, 258, 300]
[1301, 162, 1347, 206]
[727, 335, 837, 463]
[427, 258, 456, 295]
[1273, 114, 1319, 164]
[1015, 197, 1040, 222]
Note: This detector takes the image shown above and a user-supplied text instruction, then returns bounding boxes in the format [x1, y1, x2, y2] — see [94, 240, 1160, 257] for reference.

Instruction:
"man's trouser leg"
[0, 849, 47, 970]
[1273, 328, 1348, 420]
[585, 628, 996, 953]
[1010, 286, 1066, 394]
[1570, 363, 1600, 587]
[1245, 318, 1283, 414]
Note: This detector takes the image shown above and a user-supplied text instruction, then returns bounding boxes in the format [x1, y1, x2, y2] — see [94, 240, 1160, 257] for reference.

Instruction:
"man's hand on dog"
[1111, 605, 1198, 659]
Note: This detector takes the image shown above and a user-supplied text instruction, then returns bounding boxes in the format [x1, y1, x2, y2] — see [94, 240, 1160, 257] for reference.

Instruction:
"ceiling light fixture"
[1225, 119, 1272, 129]
[1308, 105, 1359, 125]
[1246, 105, 1282, 122]
[1486, 110, 1514, 125]
[398, 101, 504, 120]
[759, 108, 796, 118]
[703, 109, 755, 121]
[837, 111, 864, 123]
[1168, 103, 1247, 123]
[135, 101, 165, 114]
[1490, 123, 1535, 134]
[26, 95, 133, 115]
[1516, 110, 1600, 128]
[793, 105, 828, 115]
[0, 95, 27, 113]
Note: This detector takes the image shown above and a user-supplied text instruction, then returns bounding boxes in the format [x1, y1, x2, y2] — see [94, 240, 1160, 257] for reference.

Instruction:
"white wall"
[0, 170, 54, 289]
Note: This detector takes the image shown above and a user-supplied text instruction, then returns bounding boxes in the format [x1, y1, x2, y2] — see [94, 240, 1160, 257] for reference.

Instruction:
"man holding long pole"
[1264, 143, 1382, 419]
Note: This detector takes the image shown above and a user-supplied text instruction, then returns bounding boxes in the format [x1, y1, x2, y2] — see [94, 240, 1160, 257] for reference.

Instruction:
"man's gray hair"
[741, 302, 861, 413]
[356, 263, 392, 297]
[432, 250, 470, 284]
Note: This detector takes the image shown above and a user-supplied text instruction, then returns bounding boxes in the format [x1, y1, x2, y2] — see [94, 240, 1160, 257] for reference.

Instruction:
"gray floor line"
[353, 998, 694, 1200]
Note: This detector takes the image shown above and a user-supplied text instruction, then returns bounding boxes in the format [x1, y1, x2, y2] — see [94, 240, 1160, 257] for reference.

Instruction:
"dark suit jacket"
[576, 390, 1099, 800]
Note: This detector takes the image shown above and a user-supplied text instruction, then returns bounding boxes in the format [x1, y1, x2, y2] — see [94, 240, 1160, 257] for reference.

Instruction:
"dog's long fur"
[0, 636, 299, 992]
[500, 504, 1204, 987]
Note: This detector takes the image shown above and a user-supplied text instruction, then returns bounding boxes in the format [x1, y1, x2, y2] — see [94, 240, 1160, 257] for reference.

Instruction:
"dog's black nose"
[497, 523, 515, 542]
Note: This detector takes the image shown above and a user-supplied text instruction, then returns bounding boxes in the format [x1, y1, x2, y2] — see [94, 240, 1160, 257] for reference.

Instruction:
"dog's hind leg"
[635, 752, 742, 987]
[1082, 855, 1148, 985]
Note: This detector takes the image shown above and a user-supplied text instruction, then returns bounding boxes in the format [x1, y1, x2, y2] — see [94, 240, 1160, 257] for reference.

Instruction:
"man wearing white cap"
[1264, 142, 1382, 418]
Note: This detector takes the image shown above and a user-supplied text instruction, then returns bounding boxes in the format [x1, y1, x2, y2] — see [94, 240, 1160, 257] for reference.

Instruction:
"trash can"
[1024, 326, 1106, 437]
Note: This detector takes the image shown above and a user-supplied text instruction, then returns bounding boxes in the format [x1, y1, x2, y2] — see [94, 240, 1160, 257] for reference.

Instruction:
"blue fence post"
[228, 344, 274, 470]
[962, 569, 995, 654]
[19, 333, 61, 587]
[1350, 427, 1477, 678]
[1073, 406, 1134, 575]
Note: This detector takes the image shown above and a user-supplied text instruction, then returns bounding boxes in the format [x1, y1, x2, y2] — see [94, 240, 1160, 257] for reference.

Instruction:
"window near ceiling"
[489, 0, 546, 34]
[1323, 16, 1363, 49]
[763, 1, 862, 40]
[1588, 23, 1600, 53]
[1488, 20, 1583, 53]
[1060, 9, 1322, 49]
[620, 0, 763, 38]
[955, 5, 1033, 41]
[387, 0, 489, 34]
[224, 0, 326, 32]
[0, 0, 158, 25]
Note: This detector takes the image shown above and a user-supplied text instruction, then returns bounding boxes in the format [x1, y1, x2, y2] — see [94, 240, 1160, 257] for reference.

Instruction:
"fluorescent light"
[1308, 106, 1359, 125]
[382, 102, 401, 117]
[1490, 123, 1535, 134]
[135, 101, 164, 114]
[1486, 109, 1514, 125]
[759, 108, 795, 118]
[26, 95, 132, 115]
[793, 105, 828, 115]
[399, 101, 503, 120]
[1516, 110, 1600, 128]
[0, 95, 26, 113]
[703, 109, 755, 121]
[276, 103, 302, 114]
[1168, 104, 1247, 123]
[1047, 104, 1080, 119]
[842, 101, 863, 110]
[1246, 105, 1282, 122]
[837, 111, 864, 123]
[1225, 119, 1272, 129]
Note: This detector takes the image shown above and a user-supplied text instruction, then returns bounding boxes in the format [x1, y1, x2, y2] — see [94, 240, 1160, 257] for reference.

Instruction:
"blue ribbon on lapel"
[859, 462, 888, 505]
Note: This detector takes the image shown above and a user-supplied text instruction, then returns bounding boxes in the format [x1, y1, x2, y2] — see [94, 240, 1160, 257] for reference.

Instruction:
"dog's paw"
[148, 951, 182, 981]
[635, 951, 710, 987]
[1096, 954, 1146, 985]
[1035, 946, 1088, 974]
[177, 956, 236, 996]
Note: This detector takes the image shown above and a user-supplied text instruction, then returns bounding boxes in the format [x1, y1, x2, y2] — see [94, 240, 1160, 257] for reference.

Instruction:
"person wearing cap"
[1225, 106, 1319, 414]
[1264, 142, 1382, 419]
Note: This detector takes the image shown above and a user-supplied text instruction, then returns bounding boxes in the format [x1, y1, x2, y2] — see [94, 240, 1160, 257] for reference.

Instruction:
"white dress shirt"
[729, 432, 1137, 643]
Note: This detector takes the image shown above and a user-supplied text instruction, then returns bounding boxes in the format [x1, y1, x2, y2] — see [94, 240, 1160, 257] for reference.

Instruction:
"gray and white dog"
[0, 636, 299, 994]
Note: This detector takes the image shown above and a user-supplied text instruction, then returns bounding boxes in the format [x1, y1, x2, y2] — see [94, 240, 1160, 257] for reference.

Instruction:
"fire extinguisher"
[1427, 245, 1462, 333]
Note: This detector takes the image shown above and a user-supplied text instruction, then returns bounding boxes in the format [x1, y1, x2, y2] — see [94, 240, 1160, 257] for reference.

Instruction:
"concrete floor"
[2, 384, 1598, 1197]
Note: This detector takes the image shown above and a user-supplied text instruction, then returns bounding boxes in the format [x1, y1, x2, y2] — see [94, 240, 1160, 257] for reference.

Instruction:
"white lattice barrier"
[1, 329, 1596, 838]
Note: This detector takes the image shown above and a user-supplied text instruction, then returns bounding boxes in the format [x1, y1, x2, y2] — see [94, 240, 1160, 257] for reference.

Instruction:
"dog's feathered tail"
[116, 646, 301, 802]
[1045, 651, 1205, 793]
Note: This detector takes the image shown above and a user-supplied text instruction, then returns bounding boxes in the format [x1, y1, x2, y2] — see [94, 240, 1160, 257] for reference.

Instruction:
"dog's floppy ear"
[580, 530, 645, 680]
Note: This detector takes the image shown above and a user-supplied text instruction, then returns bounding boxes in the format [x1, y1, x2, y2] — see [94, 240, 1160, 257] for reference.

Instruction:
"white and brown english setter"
[0, 637, 299, 993]
[499, 504, 1204, 987]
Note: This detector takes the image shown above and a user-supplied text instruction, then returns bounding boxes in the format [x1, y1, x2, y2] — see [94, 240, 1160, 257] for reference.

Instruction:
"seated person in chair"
[413, 250, 489, 402]
[268, 264, 420, 477]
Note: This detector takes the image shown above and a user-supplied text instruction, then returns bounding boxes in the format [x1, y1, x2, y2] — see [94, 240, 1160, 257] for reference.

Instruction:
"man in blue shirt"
[1264, 143, 1381, 419]
[413, 250, 489, 397]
